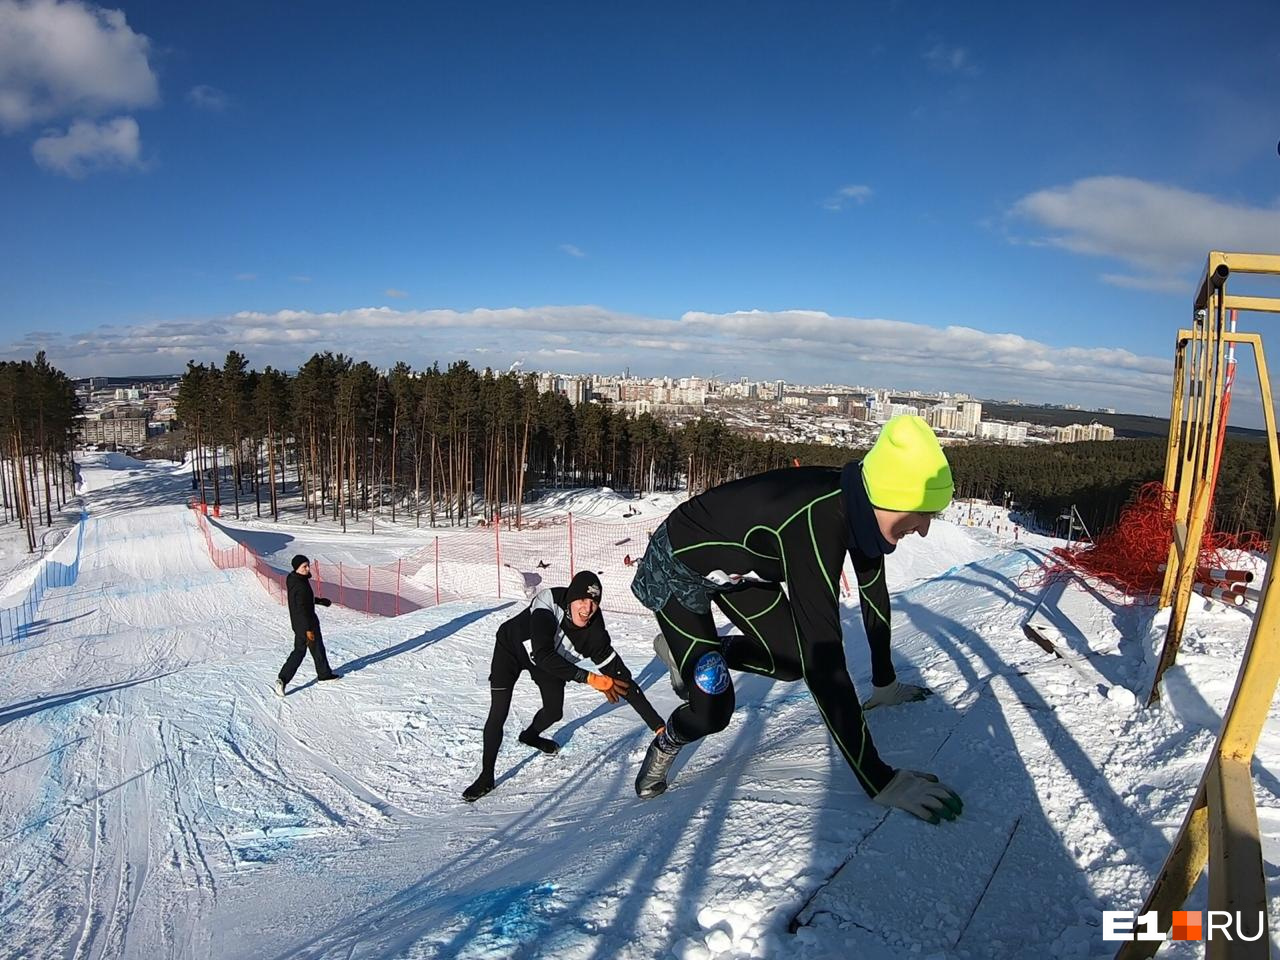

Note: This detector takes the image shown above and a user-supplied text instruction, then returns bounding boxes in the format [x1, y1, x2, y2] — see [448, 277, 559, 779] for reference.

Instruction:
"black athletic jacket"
[665, 464, 898, 793]
[287, 571, 321, 636]
[496, 587, 620, 683]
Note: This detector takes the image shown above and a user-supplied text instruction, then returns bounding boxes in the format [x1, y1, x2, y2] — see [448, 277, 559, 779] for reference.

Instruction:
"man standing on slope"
[630, 415, 963, 824]
[276, 555, 342, 696]
[463, 570, 666, 802]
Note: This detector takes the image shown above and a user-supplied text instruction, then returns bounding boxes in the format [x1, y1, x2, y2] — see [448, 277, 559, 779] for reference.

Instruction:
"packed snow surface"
[2, 454, 1278, 958]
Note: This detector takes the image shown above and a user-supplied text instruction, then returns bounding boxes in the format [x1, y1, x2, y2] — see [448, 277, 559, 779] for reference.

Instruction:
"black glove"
[317, 597, 332, 607]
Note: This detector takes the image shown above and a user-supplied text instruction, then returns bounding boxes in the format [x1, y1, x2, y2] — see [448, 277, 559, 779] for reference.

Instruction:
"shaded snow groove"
[956, 813, 1022, 945]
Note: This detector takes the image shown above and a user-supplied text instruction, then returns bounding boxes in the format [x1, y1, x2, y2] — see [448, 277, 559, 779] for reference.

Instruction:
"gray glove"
[872, 769, 963, 824]
[864, 679, 932, 710]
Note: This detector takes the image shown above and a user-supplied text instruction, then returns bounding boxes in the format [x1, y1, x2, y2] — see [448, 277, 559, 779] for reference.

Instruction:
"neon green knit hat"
[861, 415, 954, 512]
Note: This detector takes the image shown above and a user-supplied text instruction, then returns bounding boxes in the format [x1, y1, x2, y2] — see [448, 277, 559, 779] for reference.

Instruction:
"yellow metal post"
[1206, 757, 1268, 960]
[1116, 792, 1209, 960]
[1236, 334, 1280, 520]
[1159, 332, 1191, 607]
[1162, 334, 1190, 494]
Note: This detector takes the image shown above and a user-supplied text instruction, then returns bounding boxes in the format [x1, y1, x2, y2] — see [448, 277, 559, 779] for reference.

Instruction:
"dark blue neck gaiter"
[840, 461, 896, 560]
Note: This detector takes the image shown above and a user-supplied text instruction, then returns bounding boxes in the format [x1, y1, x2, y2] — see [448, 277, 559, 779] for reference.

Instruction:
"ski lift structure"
[1058, 504, 1093, 546]
[1118, 252, 1280, 959]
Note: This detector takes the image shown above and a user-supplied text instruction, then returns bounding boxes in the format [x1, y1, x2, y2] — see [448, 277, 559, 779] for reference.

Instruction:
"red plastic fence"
[192, 503, 428, 617]
[191, 503, 855, 620]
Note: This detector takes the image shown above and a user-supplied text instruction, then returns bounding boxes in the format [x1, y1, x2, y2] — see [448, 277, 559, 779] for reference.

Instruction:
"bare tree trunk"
[211, 441, 222, 507]
[308, 419, 319, 521]
[231, 435, 241, 519]
[42, 448, 53, 525]
[27, 452, 39, 528]
[14, 435, 36, 552]
[266, 421, 278, 522]
[197, 426, 207, 506]
[390, 402, 399, 524]
[280, 433, 289, 500]
[336, 421, 345, 531]
[429, 434, 437, 528]
[2, 449, 11, 522]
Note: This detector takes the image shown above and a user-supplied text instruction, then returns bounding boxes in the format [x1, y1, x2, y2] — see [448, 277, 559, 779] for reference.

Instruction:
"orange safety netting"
[191, 500, 857, 620]
[1041, 482, 1269, 601]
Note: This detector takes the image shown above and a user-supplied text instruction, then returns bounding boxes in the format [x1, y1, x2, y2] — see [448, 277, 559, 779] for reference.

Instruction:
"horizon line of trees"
[0, 352, 83, 552]
[172, 351, 1276, 540]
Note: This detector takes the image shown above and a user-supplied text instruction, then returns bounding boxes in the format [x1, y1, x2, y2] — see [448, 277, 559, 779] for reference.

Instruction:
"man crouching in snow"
[630, 415, 963, 824]
[463, 571, 666, 802]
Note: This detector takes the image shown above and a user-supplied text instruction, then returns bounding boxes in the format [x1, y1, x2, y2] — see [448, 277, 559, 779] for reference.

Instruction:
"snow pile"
[522, 486, 685, 522]
[1, 453, 1277, 959]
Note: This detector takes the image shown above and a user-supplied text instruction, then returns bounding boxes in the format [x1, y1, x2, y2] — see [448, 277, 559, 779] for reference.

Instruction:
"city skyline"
[78, 365, 1124, 457]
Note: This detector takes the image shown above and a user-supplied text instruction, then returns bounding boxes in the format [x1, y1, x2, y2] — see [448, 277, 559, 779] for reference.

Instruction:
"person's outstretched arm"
[851, 552, 895, 687]
[852, 551, 933, 710]
[593, 632, 666, 731]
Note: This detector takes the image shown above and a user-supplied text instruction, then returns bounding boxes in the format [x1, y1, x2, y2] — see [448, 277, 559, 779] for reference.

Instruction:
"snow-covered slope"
[1, 454, 1276, 959]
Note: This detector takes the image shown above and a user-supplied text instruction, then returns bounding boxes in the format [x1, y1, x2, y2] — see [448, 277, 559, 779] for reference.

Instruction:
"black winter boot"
[518, 729, 560, 755]
[653, 633, 689, 701]
[635, 726, 686, 799]
[462, 774, 495, 802]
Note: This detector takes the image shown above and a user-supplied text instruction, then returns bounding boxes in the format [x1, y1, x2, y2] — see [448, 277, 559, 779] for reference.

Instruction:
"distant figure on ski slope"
[630, 415, 964, 825]
[275, 555, 342, 697]
[462, 570, 666, 802]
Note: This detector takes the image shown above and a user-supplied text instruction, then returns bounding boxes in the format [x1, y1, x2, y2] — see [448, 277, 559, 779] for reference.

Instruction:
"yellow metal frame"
[1156, 329, 1280, 611]
[1120, 252, 1280, 957]
[1153, 252, 1280, 684]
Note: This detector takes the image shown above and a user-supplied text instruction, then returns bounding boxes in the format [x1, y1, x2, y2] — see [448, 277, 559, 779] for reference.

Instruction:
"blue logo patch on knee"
[693, 652, 730, 695]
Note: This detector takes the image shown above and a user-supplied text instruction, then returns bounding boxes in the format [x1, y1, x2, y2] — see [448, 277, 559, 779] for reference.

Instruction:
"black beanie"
[565, 570, 602, 605]
[291, 554, 309, 571]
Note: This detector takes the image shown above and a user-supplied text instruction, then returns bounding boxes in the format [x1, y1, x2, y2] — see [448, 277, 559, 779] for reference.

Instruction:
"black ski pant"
[279, 628, 335, 684]
[655, 583, 804, 743]
[481, 638, 566, 779]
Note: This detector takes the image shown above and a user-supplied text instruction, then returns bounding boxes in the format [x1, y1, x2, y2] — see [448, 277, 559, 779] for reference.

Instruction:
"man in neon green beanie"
[630, 415, 963, 825]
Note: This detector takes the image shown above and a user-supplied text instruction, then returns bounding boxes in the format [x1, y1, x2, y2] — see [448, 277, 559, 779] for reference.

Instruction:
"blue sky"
[2, 0, 1279, 419]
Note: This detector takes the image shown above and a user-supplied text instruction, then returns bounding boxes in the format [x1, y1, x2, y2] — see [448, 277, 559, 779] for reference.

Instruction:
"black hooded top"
[286, 570, 321, 636]
[496, 571, 616, 682]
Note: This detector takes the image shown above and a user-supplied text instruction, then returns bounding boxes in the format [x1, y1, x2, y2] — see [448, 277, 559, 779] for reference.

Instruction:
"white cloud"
[3, 302, 1184, 413]
[681, 309, 1172, 398]
[1011, 177, 1280, 291]
[384, 288, 409, 298]
[1099, 273, 1188, 295]
[290, 275, 312, 283]
[822, 184, 873, 211]
[0, 0, 158, 131]
[923, 42, 977, 75]
[235, 272, 257, 281]
[31, 114, 138, 176]
[186, 84, 227, 111]
[559, 243, 586, 258]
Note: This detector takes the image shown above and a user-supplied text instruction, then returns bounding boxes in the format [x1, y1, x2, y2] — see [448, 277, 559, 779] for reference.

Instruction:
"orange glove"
[305, 630, 316, 644]
[587, 673, 629, 703]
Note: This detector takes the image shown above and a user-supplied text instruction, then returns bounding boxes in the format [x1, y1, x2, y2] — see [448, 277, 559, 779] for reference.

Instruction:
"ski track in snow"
[0, 455, 1278, 958]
